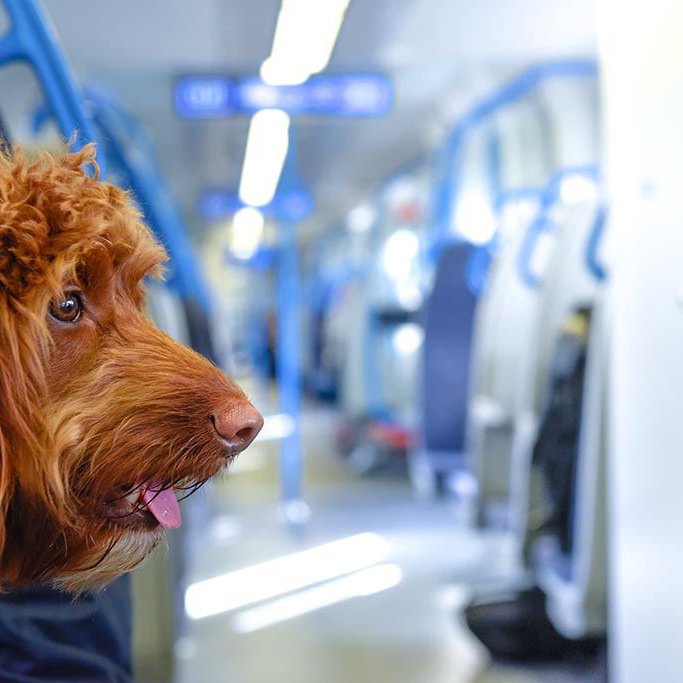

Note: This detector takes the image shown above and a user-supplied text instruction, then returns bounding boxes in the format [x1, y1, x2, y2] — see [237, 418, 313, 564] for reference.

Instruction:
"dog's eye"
[49, 294, 83, 323]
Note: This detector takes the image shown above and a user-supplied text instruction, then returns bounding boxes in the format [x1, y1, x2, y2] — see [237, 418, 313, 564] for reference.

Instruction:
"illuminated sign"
[174, 76, 235, 119]
[197, 189, 314, 221]
[237, 74, 392, 116]
[175, 74, 391, 119]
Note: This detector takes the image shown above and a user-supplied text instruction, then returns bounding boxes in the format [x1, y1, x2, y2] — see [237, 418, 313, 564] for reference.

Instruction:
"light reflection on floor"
[173, 405, 600, 683]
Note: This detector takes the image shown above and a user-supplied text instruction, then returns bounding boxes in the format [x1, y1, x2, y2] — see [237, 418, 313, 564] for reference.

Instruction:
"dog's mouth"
[103, 482, 183, 530]
[97, 449, 229, 532]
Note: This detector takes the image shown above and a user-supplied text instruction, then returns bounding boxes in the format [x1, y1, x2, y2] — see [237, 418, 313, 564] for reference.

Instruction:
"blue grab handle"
[517, 211, 553, 288]
[430, 59, 598, 244]
[0, 0, 104, 172]
[585, 205, 608, 281]
[516, 165, 600, 288]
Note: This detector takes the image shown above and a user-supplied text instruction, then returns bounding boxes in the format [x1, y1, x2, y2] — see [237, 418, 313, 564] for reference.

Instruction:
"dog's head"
[0, 145, 262, 591]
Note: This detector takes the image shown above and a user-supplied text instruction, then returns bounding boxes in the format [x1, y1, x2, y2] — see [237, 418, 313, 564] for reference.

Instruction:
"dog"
[0, 144, 263, 592]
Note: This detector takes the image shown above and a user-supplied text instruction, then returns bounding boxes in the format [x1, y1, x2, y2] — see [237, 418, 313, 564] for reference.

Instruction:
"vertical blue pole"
[274, 126, 308, 522]
[276, 216, 303, 505]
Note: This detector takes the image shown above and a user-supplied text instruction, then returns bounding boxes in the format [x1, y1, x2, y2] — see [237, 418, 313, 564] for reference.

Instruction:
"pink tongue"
[140, 485, 181, 529]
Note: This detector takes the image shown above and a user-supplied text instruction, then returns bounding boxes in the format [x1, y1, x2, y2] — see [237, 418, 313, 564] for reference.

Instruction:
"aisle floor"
[174, 406, 603, 683]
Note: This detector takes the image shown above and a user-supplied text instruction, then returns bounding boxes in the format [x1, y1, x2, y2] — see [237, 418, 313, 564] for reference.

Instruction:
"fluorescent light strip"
[184, 532, 389, 620]
[233, 563, 402, 633]
[238, 109, 290, 208]
[230, 207, 264, 260]
[260, 0, 351, 86]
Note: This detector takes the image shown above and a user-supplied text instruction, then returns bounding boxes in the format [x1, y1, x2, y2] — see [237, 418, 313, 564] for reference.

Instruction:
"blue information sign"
[174, 74, 391, 119]
[174, 76, 234, 119]
[197, 188, 314, 222]
[237, 74, 392, 116]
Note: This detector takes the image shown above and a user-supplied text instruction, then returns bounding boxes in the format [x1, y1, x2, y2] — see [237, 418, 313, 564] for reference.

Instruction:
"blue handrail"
[517, 165, 600, 287]
[430, 59, 598, 245]
[585, 205, 608, 282]
[517, 209, 554, 288]
[0, 0, 104, 171]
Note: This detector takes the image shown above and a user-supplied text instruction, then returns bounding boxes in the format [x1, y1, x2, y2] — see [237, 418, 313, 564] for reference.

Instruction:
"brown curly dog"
[0, 145, 262, 592]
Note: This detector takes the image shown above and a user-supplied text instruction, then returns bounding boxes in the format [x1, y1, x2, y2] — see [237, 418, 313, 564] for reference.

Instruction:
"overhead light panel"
[238, 109, 290, 207]
[230, 207, 265, 260]
[260, 0, 351, 86]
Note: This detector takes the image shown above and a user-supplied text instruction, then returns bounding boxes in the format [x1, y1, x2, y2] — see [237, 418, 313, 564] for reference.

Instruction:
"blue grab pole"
[275, 130, 305, 507]
[430, 59, 597, 245]
[276, 216, 303, 504]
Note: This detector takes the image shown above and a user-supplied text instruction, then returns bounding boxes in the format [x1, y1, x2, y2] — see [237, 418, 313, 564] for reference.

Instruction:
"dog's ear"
[0, 150, 71, 561]
[0, 291, 65, 551]
[0, 145, 104, 564]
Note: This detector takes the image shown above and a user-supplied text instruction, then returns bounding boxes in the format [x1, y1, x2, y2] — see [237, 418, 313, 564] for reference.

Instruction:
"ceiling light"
[260, 0, 351, 86]
[238, 109, 290, 207]
[230, 207, 264, 260]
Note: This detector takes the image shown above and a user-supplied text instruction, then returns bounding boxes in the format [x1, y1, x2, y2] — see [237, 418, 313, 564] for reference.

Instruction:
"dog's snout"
[210, 402, 263, 454]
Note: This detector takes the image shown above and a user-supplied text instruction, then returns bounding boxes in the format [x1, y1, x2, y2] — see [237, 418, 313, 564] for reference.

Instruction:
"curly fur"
[0, 145, 257, 592]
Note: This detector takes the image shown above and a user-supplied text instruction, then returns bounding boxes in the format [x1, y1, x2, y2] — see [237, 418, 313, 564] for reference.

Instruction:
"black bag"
[532, 307, 591, 554]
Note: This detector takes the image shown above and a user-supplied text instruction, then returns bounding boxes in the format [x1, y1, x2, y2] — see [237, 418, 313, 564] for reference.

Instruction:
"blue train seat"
[413, 242, 477, 491]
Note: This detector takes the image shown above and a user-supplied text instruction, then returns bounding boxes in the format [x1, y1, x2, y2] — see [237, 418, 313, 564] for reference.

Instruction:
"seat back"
[420, 243, 477, 462]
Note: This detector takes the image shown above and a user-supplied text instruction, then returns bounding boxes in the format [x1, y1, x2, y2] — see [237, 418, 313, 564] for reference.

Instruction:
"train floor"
[174, 403, 605, 683]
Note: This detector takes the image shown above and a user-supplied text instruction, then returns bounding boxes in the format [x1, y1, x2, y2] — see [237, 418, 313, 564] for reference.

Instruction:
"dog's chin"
[53, 524, 165, 594]
[47, 459, 231, 592]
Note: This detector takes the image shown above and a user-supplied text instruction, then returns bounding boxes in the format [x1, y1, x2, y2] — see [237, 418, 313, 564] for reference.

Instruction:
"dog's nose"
[210, 401, 264, 454]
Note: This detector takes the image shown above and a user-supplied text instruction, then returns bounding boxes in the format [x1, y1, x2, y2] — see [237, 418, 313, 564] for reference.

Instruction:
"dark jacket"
[0, 577, 132, 683]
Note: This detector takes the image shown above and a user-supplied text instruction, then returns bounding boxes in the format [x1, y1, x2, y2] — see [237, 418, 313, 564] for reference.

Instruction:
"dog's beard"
[3, 484, 166, 592]
[51, 526, 165, 593]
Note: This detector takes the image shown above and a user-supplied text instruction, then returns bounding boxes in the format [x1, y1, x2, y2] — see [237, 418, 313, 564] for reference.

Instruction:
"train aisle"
[175, 403, 602, 683]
